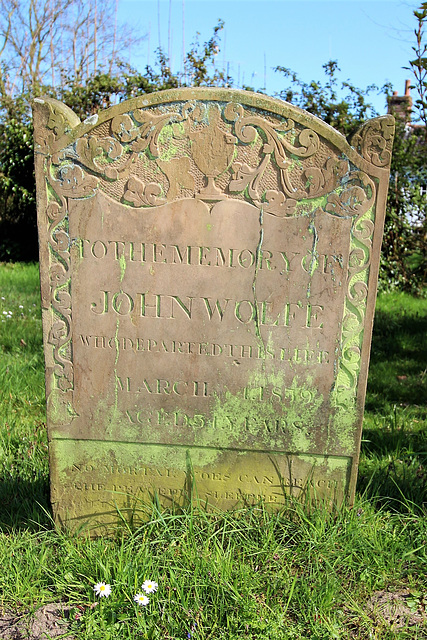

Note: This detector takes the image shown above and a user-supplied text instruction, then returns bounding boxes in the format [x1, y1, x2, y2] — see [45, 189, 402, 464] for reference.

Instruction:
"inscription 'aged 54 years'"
[33, 88, 393, 531]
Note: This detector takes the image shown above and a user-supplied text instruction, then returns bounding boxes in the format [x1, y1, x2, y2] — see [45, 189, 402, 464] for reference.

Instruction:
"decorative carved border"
[34, 95, 394, 435]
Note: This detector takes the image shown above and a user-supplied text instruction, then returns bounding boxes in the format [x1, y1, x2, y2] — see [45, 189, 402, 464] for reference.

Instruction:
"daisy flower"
[93, 582, 112, 597]
[134, 593, 149, 606]
[141, 579, 158, 594]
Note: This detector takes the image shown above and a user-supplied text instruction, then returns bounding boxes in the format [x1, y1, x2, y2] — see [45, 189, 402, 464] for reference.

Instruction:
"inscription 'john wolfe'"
[91, 291, 324, 328]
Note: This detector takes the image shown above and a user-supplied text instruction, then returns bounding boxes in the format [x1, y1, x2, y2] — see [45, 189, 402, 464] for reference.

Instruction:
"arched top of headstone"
[33, 88, 394, 216]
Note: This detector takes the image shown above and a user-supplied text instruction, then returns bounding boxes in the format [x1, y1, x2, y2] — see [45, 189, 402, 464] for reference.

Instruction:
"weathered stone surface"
[33, 89, 394, 531]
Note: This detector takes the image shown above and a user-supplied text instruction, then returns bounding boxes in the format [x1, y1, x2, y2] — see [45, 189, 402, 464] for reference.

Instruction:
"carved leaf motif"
[224, 102, 319, 159]
[74, 136, 123, 174]
[54, 165, 98, 197]
[144, 183, 164, 206]
[46, 202, 62, 222]
[304, 167, 325, 195]
[104, 154, 136, 181]
[323, 157, 349, 183]
[55, 290, 72, 309]
[132, 109, 184, 157]
[48, 320, 67, 344]
[111, 114, 139, 142]
[57, 375, 73, 391]
[303, 158, 349, 199]
[296, 129, 319, 158]
[355, 219, 374, 241]
[349, 248, 366, 269]
[34, 128, 55, 153]
[50, 264, 68, 286]
[124, 175, 164, 207]
[326, 187, 366, 217]
[229, 162, 257, 192]
[51, 230, 69, 253]
[130, 137, 149, 153]
[351, 116, 395, 168]
[42, 154, 75, 401]
[348, 281, 368, 305]
[224, 102, 325, 200]
[229, 144, 272, 201]
[263, 191, 297, 217]
[325, 170, 375, 219]
[47, 107, 66, 137]
[365, 133, 390, 167]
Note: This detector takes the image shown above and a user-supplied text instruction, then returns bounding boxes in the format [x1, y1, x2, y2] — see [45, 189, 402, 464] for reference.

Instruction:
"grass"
[0, 262, 426, 639]
[360, 291, 427, 510]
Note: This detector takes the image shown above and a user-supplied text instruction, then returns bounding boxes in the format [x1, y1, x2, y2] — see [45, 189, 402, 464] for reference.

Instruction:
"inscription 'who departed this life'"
[33, 90, 393, 529]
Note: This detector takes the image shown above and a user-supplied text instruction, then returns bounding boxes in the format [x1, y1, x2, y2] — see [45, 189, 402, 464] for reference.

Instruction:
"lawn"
[0, 262, 426, 639]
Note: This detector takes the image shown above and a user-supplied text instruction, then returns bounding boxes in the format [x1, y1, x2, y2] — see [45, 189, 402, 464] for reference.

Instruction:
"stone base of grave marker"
[33, 89, 394, 532]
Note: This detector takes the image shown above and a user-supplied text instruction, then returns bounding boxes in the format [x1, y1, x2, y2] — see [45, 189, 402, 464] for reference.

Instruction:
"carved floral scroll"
[33, 90, 394, 512]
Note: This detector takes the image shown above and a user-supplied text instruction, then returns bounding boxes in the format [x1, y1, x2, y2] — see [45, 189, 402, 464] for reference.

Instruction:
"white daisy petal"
[93, 582, 112, 597]
[141, 579, 158, 594]
[134, 593, 149, 606]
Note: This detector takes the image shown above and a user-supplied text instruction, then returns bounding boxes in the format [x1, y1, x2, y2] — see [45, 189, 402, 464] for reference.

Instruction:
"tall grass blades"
[0, 263, 426, 639]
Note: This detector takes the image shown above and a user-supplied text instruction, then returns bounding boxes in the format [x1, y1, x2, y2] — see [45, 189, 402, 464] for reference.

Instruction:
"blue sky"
[118, 0, 422, 115]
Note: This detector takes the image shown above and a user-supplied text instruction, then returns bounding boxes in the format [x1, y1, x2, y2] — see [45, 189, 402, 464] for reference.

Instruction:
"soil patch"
[0, 604, 74, 640]
[366, 589, 426, 630]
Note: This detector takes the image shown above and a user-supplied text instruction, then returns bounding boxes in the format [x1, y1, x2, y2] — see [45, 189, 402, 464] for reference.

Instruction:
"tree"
[274, 52, 426, 294]
[54, 19, 230, 118]
[0, 17, 232, 259]
[0, 96, 35, 260]
[381, 116, 426, 293]
[0, 0, 143, 260]
[274, 60, 380, 137]
[0, 0, 141, 100]
[381, 3, 427, 294]
[407, 2, 427, 136]
[184, 20, 232, 88]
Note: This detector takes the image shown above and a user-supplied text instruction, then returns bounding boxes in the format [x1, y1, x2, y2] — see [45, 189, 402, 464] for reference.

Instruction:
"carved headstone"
[33, 89, 394, 531]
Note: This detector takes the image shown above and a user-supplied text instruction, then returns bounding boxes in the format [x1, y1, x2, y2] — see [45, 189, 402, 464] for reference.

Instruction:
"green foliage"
[55, 20, 229, 120]
[275, 60, 380, 137]
[377, 3, 427, 295]
[57, 73, 128, 120]
[184, 20, 232, 88]
[361, 291, 427, 508]
[57, 49, 183, 120]
[0, 20, 231, 258]
[0, 7, 425, 295]
[274, 53, 427, 295]
[381, 117, 427, 294]
[0, 265, 426, 640]
[0, 99, 37, 260]
[407, 2, 427, 130]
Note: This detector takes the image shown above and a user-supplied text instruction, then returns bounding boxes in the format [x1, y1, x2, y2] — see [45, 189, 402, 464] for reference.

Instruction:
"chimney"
[388, 81, 413, 121]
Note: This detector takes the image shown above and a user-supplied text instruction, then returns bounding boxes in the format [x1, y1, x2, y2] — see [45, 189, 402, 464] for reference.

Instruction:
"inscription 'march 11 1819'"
[33, 88, 394, 532]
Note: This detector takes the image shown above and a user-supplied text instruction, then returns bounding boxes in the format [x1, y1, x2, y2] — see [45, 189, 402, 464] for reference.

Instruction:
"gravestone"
[33, 89, 394, 531]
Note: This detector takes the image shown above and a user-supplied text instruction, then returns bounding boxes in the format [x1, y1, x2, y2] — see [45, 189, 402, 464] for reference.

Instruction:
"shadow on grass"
[357, 430, 427, 512]
[366, 306, 427, 413]
[0, 475, 52, 531]
[360, 297, 427, 511]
